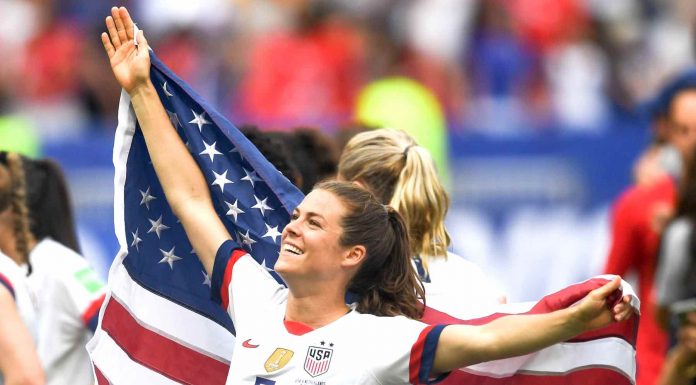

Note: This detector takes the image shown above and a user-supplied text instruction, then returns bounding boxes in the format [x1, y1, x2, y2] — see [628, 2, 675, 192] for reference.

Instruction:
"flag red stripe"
[409, 325, 435, 384]
[421, 278, 638, 348]
[94, 365, 110, 385]
[441, 366, 633, 384]
[82, 293, 107, 326]
[100, 297, 229, 385]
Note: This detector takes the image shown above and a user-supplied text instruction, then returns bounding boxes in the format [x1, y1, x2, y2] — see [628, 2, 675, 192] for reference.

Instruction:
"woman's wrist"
[128, 80, 156, 101]
[565, 306, 588, 335]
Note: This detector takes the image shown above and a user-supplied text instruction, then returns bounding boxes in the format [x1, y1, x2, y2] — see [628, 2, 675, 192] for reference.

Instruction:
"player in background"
[0, 155, 44, 385]
[337, 128, 506, 318]
[101, 6, 635, 383]
[0, 152, 106, 385]
[604, 69, 696, 385]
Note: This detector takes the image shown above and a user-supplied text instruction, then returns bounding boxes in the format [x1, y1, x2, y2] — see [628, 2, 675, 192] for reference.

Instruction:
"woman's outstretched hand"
[573, 276, 634, 332]
[101, 6, 151, 95]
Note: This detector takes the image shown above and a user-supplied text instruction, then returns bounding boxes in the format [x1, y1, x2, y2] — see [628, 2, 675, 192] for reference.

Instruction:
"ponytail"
[25, 159, 81, 253]
[4, 153, 33, 271]
[338, 129, 451, 272]
[316, 181, 425, 319]
[391, 145, 450, 266]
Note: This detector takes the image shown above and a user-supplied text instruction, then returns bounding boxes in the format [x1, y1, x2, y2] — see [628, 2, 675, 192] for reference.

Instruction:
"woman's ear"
[351, 180, 366, 189]
[342, 245, 366, 268]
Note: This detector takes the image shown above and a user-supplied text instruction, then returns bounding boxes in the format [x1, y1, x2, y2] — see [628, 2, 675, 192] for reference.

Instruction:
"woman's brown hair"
[0, 152, 33, 269]
[316, 181, 425, 319]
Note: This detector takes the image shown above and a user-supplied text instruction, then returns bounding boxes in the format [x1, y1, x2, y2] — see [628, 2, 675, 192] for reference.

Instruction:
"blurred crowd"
[1, 0, 696, 146]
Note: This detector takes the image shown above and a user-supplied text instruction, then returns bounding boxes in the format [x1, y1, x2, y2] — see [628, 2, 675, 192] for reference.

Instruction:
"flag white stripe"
[109, 263, 234, 362]
[464, 337, 635, 379]
[90, 331, 181, 385]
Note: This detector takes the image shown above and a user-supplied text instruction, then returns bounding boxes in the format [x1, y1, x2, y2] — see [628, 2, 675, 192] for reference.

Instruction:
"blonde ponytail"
[338, 129, 450, 271]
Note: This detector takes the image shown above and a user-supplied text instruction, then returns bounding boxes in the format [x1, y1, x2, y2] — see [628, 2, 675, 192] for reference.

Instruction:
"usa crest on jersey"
[304, 346, 333, 377]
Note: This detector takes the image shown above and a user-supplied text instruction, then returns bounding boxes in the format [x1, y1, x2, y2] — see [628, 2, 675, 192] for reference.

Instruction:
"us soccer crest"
[304, 346, 333, 377]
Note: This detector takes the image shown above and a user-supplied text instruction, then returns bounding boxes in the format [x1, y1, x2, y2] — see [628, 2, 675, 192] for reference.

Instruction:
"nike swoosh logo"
[242, 339, 259, 348]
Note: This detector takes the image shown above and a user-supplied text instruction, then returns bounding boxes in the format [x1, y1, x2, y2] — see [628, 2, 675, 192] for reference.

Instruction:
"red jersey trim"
[0, 272, 14, 299]
[283, 319, 315, 336]
[220, 249, 247, 310]
[82, 293, 107, 327]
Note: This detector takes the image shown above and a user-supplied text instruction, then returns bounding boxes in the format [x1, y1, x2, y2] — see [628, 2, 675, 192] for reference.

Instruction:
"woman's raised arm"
[432, 276, 634, 373]
[101, 6, 229, 274]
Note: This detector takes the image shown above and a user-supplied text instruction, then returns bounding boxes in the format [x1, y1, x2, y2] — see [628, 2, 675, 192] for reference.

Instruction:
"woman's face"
[275, 189, 351, 281]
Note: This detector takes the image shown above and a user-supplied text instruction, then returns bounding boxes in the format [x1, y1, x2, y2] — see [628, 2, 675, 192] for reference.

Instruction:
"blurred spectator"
[604, 69, 696, 385]
[544, 20, 610, 132]
[15, 0, 87, 139]
[233, 1, 366, 129]
[465, 0, 548, 135]
[658, 312, 696, 385]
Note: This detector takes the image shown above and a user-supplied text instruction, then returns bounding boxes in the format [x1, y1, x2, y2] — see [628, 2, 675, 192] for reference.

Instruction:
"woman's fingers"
[119, 7, 135, 41]
[111, 7, 129, 45]
[100, 32, 115, 58]
[105, 16, 121, 49]
[593, 276, 621, 300]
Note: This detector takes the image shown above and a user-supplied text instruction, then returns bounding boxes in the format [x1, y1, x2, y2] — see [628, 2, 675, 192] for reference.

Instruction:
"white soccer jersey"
[211, 240, 448, 385]
[0, 252, 39, 385]
[413, 253, 506, 319]
[26, 239, 106, 385]
[0, 251, 38, 339]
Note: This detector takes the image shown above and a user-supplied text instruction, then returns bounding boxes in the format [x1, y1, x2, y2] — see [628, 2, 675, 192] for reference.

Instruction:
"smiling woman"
[101, 6, 636, 384]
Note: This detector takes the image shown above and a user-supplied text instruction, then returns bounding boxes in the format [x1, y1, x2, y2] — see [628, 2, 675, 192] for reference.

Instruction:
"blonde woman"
[338, 128, 505, 318]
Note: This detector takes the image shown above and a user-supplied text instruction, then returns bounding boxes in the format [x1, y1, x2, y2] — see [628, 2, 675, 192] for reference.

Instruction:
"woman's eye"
[309, 220, 321, 228]
[291, 213, 299, 220]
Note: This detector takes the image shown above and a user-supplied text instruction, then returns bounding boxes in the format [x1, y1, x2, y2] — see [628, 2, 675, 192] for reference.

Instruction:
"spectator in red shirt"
[605, 69, 696, 385]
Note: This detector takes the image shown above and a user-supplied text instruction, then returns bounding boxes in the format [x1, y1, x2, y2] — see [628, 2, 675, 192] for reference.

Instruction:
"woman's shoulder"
[30, 238, 88, 268]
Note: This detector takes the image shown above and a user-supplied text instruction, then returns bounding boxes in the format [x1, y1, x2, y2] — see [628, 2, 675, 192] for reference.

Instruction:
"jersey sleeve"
[0, 271, 15, 299]
[210, 239, 286, 325]
[371, 317, 450, 384]
[59, 261, 107, 333]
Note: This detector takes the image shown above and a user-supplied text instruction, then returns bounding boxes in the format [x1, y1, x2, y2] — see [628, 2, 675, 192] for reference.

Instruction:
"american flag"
[87, 50, 637, 384]
[86, 50, 301, 385]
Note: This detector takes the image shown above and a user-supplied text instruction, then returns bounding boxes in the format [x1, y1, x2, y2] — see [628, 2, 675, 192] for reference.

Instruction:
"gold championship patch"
[264, 348, 294, 373]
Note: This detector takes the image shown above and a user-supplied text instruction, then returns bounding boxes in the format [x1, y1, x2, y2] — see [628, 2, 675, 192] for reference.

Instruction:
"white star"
[199, 140, 222, 162]
[262, 223, 282, 244]
[202, 271, 211, 287]
[212, 170, 233, 192]
[241, 168, 261, 187]
[158, 247, 182, 269]
[166, 110, 181, 129]
[131, 228, 142, 251]
[238, 230, 257, 250]
[162, 81, 174, 97]
[189, 110, 211, 132]
[140, 187, 157, 210]
[147, 215, 170, 239]
[251, 195, 274, 217]
[224, 200, 245, 222]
